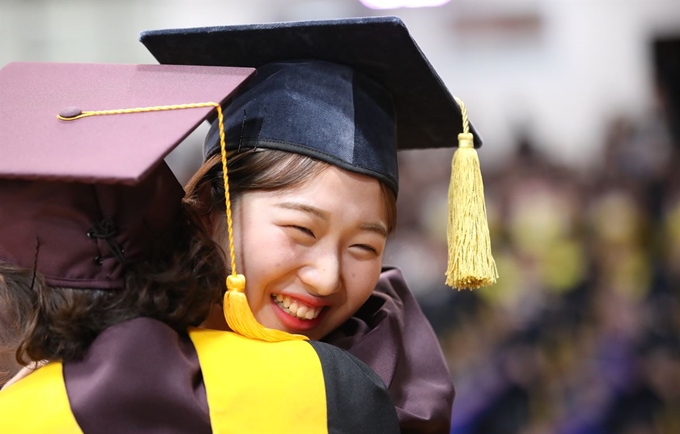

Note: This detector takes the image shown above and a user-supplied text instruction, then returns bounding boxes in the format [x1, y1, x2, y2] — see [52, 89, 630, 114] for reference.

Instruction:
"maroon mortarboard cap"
[0, 62, 254, 290]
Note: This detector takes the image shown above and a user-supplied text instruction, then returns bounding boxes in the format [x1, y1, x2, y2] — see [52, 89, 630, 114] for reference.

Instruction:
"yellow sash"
[0, 362, 82, 434]
[189, 328, 328, 434]
[0, 329, 328, 434]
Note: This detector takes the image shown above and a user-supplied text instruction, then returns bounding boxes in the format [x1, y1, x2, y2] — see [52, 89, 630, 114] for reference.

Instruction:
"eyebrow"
[358, 222, 389, 238]
[276, 202, 388, 238]
[276, 202, 329, 220]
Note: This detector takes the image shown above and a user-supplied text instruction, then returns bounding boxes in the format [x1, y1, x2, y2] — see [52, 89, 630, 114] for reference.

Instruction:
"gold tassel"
[215, 106, 306, 342]
[223, 274, 306, 342]
[445, 97, 498, 290]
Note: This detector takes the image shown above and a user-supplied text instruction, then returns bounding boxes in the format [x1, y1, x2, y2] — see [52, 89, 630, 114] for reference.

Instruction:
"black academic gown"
[324, 267, 455, 434]
[0, 317, 399, 434]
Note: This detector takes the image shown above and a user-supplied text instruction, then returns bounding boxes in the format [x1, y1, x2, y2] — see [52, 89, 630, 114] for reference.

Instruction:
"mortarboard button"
[59, 106, 82, 119]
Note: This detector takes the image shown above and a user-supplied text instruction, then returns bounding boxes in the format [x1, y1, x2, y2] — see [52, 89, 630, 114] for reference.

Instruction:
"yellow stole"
[188, 328, 328, 434]
[0, 362, 82, 434]
[0, 329, 328, 434]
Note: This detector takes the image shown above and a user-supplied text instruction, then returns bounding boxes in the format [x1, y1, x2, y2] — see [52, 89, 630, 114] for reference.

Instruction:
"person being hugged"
[141, 16, 498, 434]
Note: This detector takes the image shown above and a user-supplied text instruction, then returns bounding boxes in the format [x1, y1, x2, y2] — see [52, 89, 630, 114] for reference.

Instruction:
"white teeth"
[272, 294, 322, 321]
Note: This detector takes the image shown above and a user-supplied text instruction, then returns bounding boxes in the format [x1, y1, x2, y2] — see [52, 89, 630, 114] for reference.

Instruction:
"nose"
[299, 251, 341, 297]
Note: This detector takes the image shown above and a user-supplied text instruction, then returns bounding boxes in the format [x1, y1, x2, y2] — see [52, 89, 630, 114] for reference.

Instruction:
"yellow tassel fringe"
[445, 99, 498, 290]
[223, 275, 306, 342]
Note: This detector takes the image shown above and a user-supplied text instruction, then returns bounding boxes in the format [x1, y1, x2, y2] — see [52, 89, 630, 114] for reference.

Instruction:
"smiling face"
[228, 165, 389, 340]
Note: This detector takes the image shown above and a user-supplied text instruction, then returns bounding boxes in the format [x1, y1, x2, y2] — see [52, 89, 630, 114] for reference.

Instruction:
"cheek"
[342, 262, 382, 312]
[240, 229, 300, 308]
[240, 225, 297, 273]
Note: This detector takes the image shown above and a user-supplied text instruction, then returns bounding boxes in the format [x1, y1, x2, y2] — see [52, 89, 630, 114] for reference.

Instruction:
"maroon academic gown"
[0, 317, 399, 433]
[323, 267, 455, 434]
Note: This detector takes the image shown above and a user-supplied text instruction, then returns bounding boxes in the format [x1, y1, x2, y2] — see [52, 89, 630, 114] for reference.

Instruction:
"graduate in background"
[0, 61, 399, 433]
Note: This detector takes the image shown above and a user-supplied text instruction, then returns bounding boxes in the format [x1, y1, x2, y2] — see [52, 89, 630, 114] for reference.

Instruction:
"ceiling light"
[359, 0, 451, 10]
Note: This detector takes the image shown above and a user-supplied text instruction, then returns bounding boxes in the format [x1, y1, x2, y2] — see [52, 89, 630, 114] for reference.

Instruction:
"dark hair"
[0, 207, 226, 364]
[0, 267, 34, 383]
[184, 150, 397, 233]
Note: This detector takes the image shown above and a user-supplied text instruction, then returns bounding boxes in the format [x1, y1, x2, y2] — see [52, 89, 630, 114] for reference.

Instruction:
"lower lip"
[270, 297, 326, 332]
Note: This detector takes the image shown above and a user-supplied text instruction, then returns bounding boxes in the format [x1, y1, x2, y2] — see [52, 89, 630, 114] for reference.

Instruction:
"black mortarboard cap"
[141, 16, 497, 293]
[140, 16, 482, 194]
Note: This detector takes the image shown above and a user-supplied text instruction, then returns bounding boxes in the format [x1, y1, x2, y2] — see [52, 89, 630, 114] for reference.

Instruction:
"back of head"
[0, 62, 254, 363]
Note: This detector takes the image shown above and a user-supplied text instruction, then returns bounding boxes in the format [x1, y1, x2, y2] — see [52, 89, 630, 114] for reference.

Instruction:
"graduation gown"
[323, 267, 455, 434]
[0, 317, 399, 434]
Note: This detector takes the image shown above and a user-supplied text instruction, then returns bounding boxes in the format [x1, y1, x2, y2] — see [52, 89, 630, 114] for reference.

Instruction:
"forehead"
[251, 166, 387, 216]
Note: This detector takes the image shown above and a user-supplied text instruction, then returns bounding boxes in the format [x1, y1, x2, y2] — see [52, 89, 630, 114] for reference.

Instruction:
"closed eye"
[289, 225, 316, 239]
[352, 244, 379, 254]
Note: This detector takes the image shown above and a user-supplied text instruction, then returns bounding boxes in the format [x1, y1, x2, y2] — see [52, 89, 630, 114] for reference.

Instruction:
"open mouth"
[271, 294, 323, 321]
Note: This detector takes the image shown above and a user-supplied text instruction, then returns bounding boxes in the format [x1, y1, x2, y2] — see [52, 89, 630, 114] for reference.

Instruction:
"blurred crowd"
[390, 101, 680, 434]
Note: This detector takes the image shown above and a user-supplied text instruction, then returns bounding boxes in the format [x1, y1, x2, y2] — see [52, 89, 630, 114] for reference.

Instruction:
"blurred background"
[2, 0, 680, 432]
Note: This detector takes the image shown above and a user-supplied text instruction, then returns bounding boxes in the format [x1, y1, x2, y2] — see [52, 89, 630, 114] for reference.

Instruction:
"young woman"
[188, 145, 453, 433]
[141, 16, 486, 433]
[0, 61, 399, 433]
